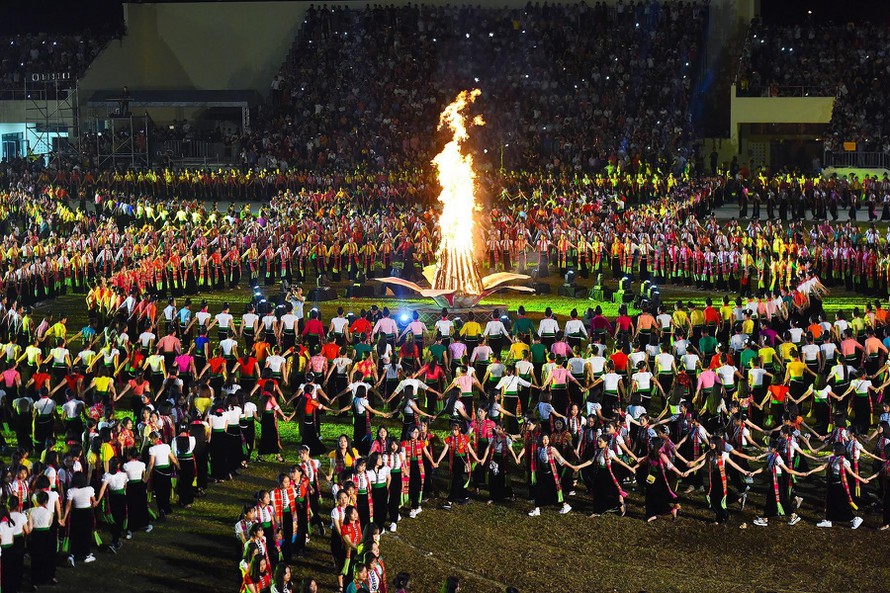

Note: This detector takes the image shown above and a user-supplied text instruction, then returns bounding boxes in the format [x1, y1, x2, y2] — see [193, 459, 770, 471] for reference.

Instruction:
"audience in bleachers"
[736, 20, 890, 148]
[0, 32, 115, 90]
[253, 2, 708, 173]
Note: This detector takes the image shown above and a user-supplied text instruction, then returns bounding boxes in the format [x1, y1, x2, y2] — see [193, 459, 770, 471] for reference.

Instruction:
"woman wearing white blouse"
[61, 471, 98, 566]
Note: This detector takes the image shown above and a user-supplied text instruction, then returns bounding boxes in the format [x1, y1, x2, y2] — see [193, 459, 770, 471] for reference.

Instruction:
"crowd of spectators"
[254, 1, 708, 174]
[0, 32, 116, 91]
[736, 20, 890, 149]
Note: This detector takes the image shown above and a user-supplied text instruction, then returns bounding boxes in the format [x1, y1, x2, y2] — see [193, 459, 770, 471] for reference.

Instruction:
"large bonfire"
[431, 89, 485, 295]
[376, 90, 531, 308]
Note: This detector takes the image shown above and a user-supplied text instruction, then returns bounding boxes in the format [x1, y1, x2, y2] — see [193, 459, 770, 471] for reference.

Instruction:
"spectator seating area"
[0, 32, 115, 90]
[736, 20, 890, 149]
[255, 2, 708, 173]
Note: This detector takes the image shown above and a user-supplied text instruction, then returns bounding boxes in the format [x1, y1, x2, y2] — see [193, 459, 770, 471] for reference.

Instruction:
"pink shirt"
[157, 335, 181, 354]
[174, 354, 193, 373]
[551, 341, 571, 357]
[549, 367, 570, 386]
[697, 369, 717, 390]
[456, 375, 474, 393]
[2, 369, 18, 387]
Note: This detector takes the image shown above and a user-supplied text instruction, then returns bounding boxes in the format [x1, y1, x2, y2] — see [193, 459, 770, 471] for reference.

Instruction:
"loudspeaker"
[308, 287, 338, 301]
[345, 285, 376, 298]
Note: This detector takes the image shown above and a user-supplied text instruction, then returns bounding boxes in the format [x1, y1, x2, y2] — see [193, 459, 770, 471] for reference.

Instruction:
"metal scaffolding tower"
[23, 73, 79, 164]
[93, 113, 152, 170]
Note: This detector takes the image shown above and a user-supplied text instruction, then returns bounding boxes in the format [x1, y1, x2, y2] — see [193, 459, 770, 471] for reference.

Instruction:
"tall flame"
[432, 89, 485, 295]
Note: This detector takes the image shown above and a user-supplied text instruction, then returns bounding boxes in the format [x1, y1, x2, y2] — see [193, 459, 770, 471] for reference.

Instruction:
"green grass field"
[25, 280, 890, 593]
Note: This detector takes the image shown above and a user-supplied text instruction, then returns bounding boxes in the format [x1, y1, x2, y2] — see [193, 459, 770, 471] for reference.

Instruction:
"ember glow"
[432, 89, 485, 295]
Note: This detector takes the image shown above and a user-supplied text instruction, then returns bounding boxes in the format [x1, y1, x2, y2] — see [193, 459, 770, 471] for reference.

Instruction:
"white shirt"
[331, 317, 349, 334]
[538, 318, 559, 336]
[215, 312, 234, 328]
[123, 459, 146, 481]
[241, 313, 259, 331]
[655, 352, 674, 373]
[483, 320, 507, 337]
[586, 356, 606, 374]
[149, 443, 173, 467]
[680, 353, 700, 371]
[564, 319, 587, 336]
[67, 486, 95, 509]
[138, 331, 156, 348]
[801, 344, 820, 362]
[631, 371, 653, 390]
[435, 319, 453, 337]
[103, 471, 129, 491]
[716, 365, 738, 386]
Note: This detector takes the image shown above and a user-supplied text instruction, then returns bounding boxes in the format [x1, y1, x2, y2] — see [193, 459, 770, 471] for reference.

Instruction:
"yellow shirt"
[719, 305, 733, 322]
[742, 319, 754, 335]
[779, 342, 796, 362]
[786, 360, 806, 380]
[460, 321, 482, 338]
[672, 311, 688, 328]
[689, 310, 705, 327]
[758, 346, 777, 365]
[508, 341, 530, 361]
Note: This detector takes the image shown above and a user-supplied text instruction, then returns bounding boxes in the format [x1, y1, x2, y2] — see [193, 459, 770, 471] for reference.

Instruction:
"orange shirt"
[252, 341, 270, 361]
[806, 323, 822, 339]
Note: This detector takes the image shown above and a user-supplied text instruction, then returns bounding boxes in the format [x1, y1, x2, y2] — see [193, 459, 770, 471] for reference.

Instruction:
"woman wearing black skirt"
[485, 424, 519, 503]
[753, 440, 806, 527]
[173, 427, 197, 507]
[810, 442, 873, 529]
[27, 490, 58, 586]
[62, 471, 98, 566]
[96, 457, 129, 551]
[642, 445, 687, 522]
[687, 438, 753, 525]
[122, 447, 153, 536]
[258, 385, 290, 462]
[574, 434, 636, 517]
[367, 452, 391, 531]
[383, 438, 405, 532]
[524, 433, 573, 516]
[208, 406, 231, 480]
[189, 412, 209, 495]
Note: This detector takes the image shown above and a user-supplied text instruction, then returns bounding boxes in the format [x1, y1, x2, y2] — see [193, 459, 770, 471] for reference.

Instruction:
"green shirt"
[353, 343, 372, 359]
[530, 343, 547, 364]
[428, 343, 446, 363]
[739, 348, 757, 370]
[699, 336, 717, 356]
[512, 317, 534, 338]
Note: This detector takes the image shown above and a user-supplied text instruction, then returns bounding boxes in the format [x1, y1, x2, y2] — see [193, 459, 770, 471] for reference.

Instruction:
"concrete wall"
[79, 2, 306, 97]
[728, 83, 834, 153]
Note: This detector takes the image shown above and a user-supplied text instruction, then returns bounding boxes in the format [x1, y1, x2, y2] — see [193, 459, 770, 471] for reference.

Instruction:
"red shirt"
[208, 357, 226, 374]
[610, 351, 629, 372]
[321, 343, 340, 361]
[350, 317, 373, 336]
[238, 357, 258, 377]
[703, 307, 721, 325]
[32, 372, 51, 390]
[302, 318, 325, 337]
[64, 373, 84, 390]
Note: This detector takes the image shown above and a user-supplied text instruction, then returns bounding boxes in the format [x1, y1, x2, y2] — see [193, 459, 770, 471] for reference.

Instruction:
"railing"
[0, 87, 75, 102]
[155, 139, 236, 164]
[824, 151, 890, 170]
[734, 84, 833, 98]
